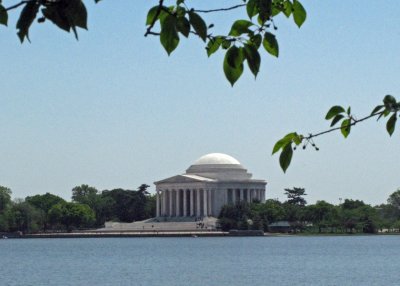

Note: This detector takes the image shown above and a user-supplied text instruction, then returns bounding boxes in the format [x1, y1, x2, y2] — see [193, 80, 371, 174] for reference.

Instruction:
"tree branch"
[5, 0, 31, 11]
[144, 0, 164, 37]
[305, 112, 383, 140]
[194, 4, 246, 14]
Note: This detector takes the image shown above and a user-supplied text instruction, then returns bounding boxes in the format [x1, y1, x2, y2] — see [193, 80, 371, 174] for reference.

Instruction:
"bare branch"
[194, 4, 246, 14]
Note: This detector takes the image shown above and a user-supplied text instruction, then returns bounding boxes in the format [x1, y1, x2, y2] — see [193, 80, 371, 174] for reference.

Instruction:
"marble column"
[196, 189, 201, 217]
[162, 190, 167, 216]
[190, 189, 194, 216]
[239, 189, 244, 202]
[203, 189, 208, 217]
[169, 190, 173, 216]
[156, 190, 160, 217]
[232, 189, 237, 204]
[175, 189, 180, 216]
[208, 189, 212, 216]
[246, 189, 251, 203]
[183, 190, 187, 217]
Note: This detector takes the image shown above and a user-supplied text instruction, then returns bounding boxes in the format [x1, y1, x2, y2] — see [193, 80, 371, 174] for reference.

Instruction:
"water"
[0, 235, 399, 286]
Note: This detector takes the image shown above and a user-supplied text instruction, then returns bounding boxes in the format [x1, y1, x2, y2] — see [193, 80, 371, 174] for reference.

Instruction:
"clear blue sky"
[1, 1, 399, 205]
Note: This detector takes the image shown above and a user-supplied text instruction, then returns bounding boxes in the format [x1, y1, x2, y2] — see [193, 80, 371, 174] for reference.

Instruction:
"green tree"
[6, 199, 42, 233]
[304, 201, 336, 233]
[100, 184, 153, 222]
[284, 187, 307, 206]
[25, 192, 66, 231]
[49, 201, 95, 231]
[71, 184, 98, 209]
[218, 201, 252, 231]
[251, 199, 284, 230]
[342, 199, 365, 210]
[387, 189, 400, 210]
[0, 186, 12, 213]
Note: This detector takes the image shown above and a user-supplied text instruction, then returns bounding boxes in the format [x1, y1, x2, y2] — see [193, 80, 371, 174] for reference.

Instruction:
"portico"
[154, 153, 266, 217]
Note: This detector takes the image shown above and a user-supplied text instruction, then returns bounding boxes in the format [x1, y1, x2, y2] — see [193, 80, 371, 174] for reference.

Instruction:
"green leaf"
[221, 39, 231, 50]
[16, 1, 39, 43]
[175, 6, 186, 17]
[0, 5, 7, 26]
[176, 17, 190, 37]
[378, 109, 391, 121]
[258, 0, 272, 24]
[246, 0, 258, 19]
[42, 6, 70, 32]
[189, 11, 207, 42]
[244, 44, 260, 78]
[272, 132, 300, 154]
[68, 0, 88, 30]
[250, 34, 262, 48]
[176, 0, 185, 5]
[223, 46, 244, 86]
[262, 32, 279, 57]
[325, 105, 345, 120]
[340, 119, 351, 138]
[383, 95, 397, 110]
[64, 0, 88, 39]
[206, 37, 222, 57]
[330, 114, 344, 127]
[146, 6, 159, 25]
[42, 0, 88, 40]
[229, 20, 253, 37]
[283, 1, 293, 18]
[371, 105, 384, 115]
[160, 14, 179, 55]
[271, 6, 281, 17]
[386, 113, 397, 136]
[279, 143, 293, 173]
[293, 0, 306, 28]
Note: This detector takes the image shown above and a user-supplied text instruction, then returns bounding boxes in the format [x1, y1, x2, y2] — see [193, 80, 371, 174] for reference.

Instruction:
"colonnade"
[156, 189, 212, 217]
[156, 188, 265, 217]
[227, 188, 265, 204]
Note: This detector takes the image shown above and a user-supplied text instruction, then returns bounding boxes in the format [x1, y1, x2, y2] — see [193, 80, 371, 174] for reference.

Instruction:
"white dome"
[193, 153, 241, 165]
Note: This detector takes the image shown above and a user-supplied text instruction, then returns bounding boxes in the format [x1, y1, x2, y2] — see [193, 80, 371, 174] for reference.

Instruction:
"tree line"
[0, 184, 155, 233]
[2, 184, 400, 234]
[218, 187, 400, 234]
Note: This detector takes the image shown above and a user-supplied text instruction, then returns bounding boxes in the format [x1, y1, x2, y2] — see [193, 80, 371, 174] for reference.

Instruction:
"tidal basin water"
[1, 235, 399, 286]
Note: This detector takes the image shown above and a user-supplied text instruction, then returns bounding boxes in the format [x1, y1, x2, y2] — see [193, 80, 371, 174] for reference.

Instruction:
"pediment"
[154, 174, 215, 185]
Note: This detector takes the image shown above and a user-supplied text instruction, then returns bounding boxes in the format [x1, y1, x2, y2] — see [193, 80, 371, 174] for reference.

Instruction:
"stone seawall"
[19, 231, 230, 238]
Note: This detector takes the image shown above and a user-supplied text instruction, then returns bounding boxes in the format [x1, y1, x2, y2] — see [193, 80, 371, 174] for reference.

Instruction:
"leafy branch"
[273, 95, 400, 173]
[0, 0, 102, 42]
[144, 0, 307, 85]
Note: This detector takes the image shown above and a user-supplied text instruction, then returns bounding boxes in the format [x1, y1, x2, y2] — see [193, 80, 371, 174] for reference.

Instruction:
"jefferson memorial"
[154, 153, 267, 218]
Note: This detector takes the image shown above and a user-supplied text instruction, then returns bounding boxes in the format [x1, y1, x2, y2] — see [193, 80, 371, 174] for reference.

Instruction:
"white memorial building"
[154, 153, 267, 218]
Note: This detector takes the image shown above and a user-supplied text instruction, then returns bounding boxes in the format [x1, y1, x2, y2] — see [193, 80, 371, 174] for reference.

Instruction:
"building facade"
[154, 153, 267, 217]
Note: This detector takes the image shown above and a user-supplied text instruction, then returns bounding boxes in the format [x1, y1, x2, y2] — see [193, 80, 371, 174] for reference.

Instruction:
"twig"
[5, 0, 31, 11]
[194, 4, 246, 14]
[305, 112, 383, 140]
[144, 0, 164, 37]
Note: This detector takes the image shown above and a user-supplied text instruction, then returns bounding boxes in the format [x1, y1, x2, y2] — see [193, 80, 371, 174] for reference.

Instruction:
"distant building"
[154, 153, 267, 217]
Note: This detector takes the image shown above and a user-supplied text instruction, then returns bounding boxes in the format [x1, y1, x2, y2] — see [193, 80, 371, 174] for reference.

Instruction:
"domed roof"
[193, 153, 241, 165]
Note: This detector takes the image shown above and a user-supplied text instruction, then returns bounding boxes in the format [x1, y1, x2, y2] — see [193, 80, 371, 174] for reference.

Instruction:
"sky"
[1, 1, 399, 206]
